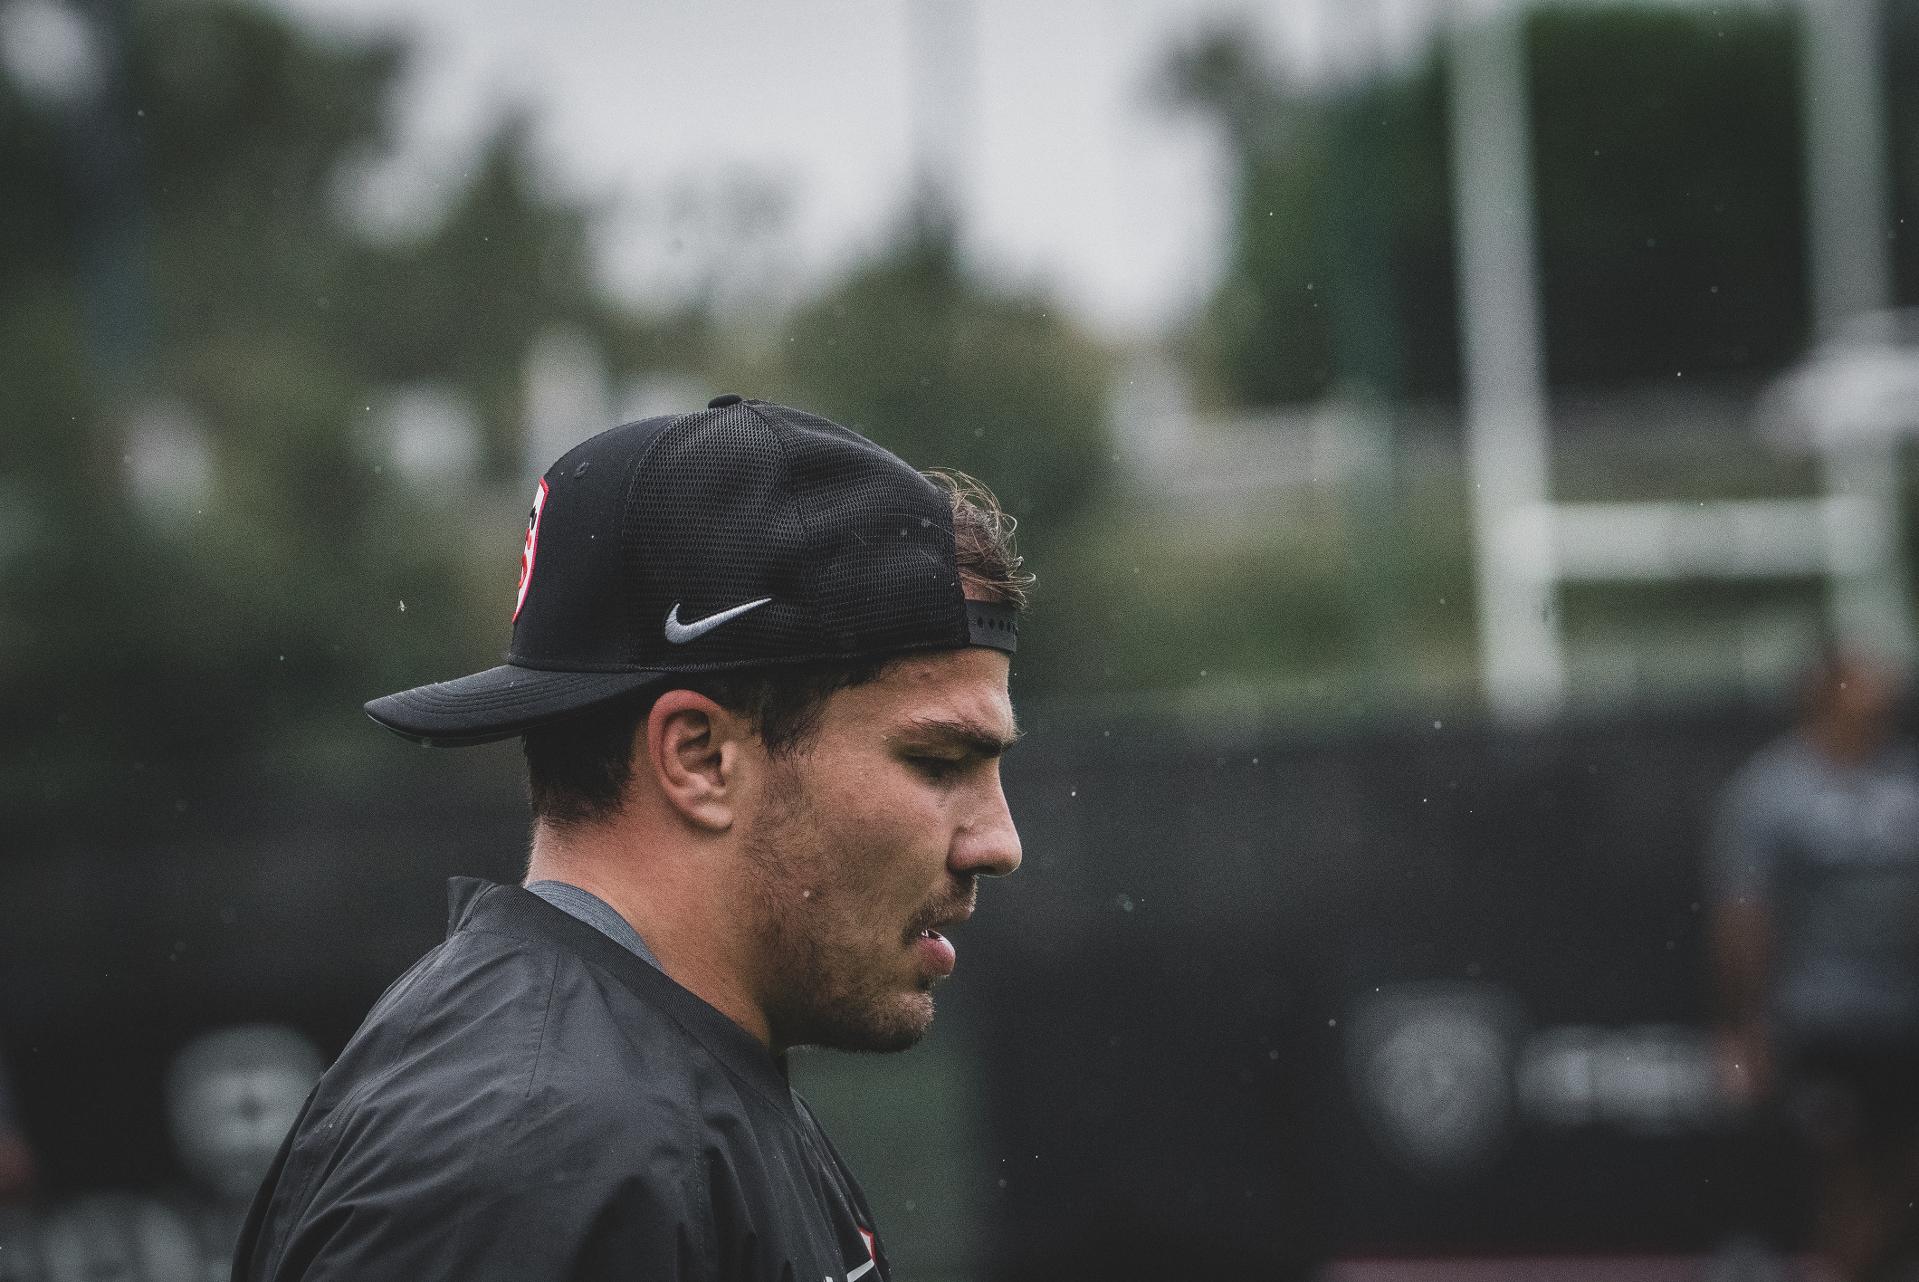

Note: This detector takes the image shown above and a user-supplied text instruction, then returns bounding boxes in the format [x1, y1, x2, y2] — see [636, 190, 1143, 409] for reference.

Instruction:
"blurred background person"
[28, 1026, 323, 1282]
[1710, 650, 1919, 1280]
[162, 1026, 322, 1280]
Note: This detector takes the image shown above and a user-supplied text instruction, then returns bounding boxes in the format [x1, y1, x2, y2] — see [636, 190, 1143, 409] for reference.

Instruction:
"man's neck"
[525, 821, 775, 1049]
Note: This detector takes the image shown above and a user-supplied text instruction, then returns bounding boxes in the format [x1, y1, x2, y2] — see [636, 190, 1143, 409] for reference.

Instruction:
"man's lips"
[905, 900, 974, 945]
[913, 926, 958, 976]
[906, 899, 974, 977]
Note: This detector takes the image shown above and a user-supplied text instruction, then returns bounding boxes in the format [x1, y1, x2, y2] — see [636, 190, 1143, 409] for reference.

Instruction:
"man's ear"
[644, 690, 748, 832]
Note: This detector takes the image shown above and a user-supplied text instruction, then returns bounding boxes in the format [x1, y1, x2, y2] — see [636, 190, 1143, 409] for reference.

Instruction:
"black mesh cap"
[365, 398, 1019, 745]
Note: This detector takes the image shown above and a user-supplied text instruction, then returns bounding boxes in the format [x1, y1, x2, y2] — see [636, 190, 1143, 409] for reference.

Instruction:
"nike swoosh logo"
[663, 597, 772, 644]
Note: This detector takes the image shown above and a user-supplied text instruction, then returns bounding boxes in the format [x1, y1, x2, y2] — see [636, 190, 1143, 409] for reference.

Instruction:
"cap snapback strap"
[966, 600, 1018, 654]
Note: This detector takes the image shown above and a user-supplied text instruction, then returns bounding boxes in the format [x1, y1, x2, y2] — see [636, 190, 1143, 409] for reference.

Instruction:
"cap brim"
[364, 664, 672, 746]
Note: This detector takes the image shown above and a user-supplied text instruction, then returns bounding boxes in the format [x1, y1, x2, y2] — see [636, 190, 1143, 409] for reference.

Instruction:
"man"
[233, 396, 1027, 1281]
[1708, 649, 1919, 1280]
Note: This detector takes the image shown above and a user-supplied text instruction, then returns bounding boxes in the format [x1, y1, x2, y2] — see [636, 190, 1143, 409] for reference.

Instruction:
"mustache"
[906, 878, 978, 937]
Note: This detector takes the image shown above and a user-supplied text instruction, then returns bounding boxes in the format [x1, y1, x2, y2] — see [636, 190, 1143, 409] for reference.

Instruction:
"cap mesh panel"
[620, 404, 815, 666]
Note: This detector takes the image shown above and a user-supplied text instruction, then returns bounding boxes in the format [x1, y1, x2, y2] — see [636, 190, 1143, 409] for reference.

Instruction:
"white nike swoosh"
[847, 1262, 876, 1282]
[663, 597, 772, 644]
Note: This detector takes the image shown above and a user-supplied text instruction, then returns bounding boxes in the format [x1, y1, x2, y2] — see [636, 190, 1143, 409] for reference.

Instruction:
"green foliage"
[1165, 27, 1453, 406]
[771, 221, 1111, 536]
[1172, 5, 1809, 407]
[1027, 501, 1368, 696]
[0, 0, 1123, 821]
[0, 0, 628, 824]
[1865, 0, 1919, 308]
[340, 117, 607, 476]
[1162, 30, 1335, 406]
[1529, 7, 1806, 383]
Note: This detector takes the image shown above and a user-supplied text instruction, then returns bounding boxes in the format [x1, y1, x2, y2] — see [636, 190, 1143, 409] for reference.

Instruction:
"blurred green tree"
[771, 216, 1111, 538]
[1879, 0, 1919, 304]
[0, 1, 643, 832]
[1168, 5, 1809, 407]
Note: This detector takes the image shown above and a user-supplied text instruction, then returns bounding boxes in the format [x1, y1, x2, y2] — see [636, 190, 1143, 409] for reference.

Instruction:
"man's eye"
[909, 756, 962, 780]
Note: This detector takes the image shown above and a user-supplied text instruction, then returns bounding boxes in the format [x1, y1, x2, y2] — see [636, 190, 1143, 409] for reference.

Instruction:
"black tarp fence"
[1, 701, 1833, 1273]
[980, 703, 1803, 1278]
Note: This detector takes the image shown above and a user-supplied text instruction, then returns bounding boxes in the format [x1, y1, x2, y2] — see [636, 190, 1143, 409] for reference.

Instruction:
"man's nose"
[952, 772, 1022, 878]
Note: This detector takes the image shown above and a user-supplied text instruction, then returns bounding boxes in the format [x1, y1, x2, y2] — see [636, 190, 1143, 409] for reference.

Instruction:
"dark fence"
[976, 703, 1802, 1278]
[1, 702, 1820, 1273]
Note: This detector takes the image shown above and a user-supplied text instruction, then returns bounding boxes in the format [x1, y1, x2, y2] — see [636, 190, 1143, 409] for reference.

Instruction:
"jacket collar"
[445, 877, 795, 1112]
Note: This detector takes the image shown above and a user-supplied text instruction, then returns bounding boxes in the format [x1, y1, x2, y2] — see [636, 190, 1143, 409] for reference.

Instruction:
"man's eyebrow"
[893, 716, 1023, 755]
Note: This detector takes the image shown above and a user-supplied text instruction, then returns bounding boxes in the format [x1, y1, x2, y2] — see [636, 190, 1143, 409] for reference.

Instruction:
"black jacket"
[234, 879, 890, 1282]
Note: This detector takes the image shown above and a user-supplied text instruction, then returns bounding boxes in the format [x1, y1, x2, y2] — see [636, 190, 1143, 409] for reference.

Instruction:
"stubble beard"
[741, 765, 935, 1054]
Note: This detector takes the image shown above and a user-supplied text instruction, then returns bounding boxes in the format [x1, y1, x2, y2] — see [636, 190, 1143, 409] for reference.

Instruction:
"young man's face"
[741, 645, 1021, 1052]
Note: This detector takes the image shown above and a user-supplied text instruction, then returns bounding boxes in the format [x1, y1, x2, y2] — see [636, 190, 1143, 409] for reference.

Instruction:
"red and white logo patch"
[844, 1226, 878, 1280]
[513, 477, 549, 622]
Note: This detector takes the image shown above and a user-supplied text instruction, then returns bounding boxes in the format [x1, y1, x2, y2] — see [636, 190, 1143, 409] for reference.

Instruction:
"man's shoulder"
[242, 950, 724, 1282]
[319, 923, 719, 1153]
[241, 921, 750, 1275]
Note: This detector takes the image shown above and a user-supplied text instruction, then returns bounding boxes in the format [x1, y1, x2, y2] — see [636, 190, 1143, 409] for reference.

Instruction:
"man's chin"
[801, 992, 935, 1054]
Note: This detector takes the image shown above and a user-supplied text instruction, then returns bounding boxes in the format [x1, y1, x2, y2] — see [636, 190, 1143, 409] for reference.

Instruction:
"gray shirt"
[1709, 734, 1919, 1040]
[525, 881, 663, 971]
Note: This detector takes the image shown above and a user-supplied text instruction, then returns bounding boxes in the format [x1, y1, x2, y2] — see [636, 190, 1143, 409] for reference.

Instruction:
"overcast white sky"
[265, 0, 1444, 339]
